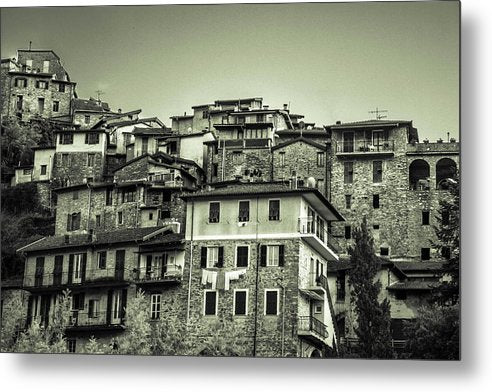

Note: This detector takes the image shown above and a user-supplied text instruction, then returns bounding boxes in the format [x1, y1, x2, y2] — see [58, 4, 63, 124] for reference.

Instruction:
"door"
[35, 257, 44, 287]
[72, 254, 82, 284]
[343, 131, 355, 152]
[115, 250, 125, 280]
[145, 254, 152, 280]
[53, 255, 63, 285]
[372, 130, 384, 151]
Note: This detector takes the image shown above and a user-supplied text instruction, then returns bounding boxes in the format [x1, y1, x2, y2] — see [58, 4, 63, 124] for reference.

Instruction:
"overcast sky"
[1, 1, 459, 140]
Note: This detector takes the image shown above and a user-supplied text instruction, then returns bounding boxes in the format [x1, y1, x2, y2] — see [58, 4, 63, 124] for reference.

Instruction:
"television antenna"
[369, 107, 388, 120]
[95, 90, 105, 102]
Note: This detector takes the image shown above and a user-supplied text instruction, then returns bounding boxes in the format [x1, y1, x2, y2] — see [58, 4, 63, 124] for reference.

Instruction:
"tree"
[0, 291, 26, 352]
[196, 316, 250, 357]
[403, 303, 459, 360]
[116, 289, 152, 355]
[1, 117, 41, 170]
[347, 217, 394, 359]
[15, 290, 72, 353]
[433, 173, 460, 305]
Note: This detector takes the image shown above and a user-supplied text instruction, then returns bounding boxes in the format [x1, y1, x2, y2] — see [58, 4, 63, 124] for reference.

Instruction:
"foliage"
[348, 217, 394, 359]
[1, 117, 41, 170]
[15, 290, 72, 354]
[403, 303, 459, 360]
[0, 291, 26, 352]
[432, 173, 460, 304]
[116, 289, 152, 355]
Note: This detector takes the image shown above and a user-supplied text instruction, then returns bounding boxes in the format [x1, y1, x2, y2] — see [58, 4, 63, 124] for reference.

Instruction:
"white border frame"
[264, 288, 280, 316]
[234, 244, 250, 268]
[203, 289, 218, 316]
[232, 288, 249, 316]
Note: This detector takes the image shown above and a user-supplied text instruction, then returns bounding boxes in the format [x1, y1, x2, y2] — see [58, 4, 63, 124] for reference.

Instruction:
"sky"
[0, 1, 460, 140]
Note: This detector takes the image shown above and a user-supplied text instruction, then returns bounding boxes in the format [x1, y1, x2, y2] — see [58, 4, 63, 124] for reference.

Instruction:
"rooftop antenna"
[368, 107, 388, 120]
[95, 90, 104, 102]
[29, 41, 32, 51]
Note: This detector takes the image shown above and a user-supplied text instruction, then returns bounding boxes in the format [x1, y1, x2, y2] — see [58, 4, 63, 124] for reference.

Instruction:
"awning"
[299, 288, 324, 301]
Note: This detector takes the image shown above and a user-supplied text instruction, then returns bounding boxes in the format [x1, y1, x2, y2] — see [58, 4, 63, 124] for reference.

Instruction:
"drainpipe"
[186, 200, 194, 325]
[252, 196, 260, 356]
[221, 140, 226, 181]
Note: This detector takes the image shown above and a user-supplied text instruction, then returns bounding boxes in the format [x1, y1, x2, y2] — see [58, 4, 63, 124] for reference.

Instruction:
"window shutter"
[85, 133, 89, 144]
[260, 245, 267, 267]
[81, 253, 87, 282]
[68, 254, 74, 284]
[66, 214, 72, 231]
[106, 290, 113, 324]
[121, 289, 128, 320]
[217, 247, 224, 268]
[88, 300, 94, 317]
[200, 247, 207, 268]
[78, 293, 85, 310]
[279, 245, 285, 267]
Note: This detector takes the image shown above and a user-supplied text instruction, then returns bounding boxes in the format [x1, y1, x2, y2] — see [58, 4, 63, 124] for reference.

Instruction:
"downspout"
[186, 200, 194, 325]
[252, 196, 260, 356]
[281, 283, 286, 356]
[221, 140, 226, 181]
[87, 183, 92, 231]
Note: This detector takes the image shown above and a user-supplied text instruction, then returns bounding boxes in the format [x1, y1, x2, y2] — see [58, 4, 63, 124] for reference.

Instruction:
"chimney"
[437, 138, 443, 143]
[263, 105, 269, 110]
[336, 121, 341, 125]
[118, 108, 122, 113]
[64, 234, 70, 244]
[450, 138, 456, 143]
[283, 104, 288, 111]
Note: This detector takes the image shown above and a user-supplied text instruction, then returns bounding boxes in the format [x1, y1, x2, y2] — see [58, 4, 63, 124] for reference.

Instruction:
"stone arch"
[409, 159, 430, 190]
[436, 158, 457, 189]
[310, 349, 322, 358]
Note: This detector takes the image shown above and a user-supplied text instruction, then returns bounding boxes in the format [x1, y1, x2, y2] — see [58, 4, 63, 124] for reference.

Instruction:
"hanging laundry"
[216, 270, 226, 290]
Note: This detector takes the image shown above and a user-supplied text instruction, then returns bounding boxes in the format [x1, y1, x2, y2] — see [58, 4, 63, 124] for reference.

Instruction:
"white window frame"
[207, 247, 219, 268]
[264, 289, 280, 316]
[233, 289, 249, 316]
[266, 245, 280, 267]
[97, 251, 106, 269]
[150, 293, 162, 320]
[235, 244, 250, 268]
[238, 200, 250, 222]
[279, 152, 285, 167]
[314, 304, 323, 314]
[268, 199, 281, 221]
[203, 290, 218, 316]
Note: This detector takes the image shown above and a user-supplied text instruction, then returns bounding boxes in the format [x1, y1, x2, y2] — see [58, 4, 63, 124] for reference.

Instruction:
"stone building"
[180, 182, 345, 357]
[1, 50, 76, 122]
[17, 226, 184, 353]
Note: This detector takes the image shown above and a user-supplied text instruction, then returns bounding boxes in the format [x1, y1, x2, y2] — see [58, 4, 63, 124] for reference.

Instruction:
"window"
[268, 200, 280, 221]
[121, 189, 136, 203]
[202, 246, 224, 268]
[150, 294, 162, 320]
[166, 141, 177, 154]
[43, 60, 50, 73]
[422, 210, 430, 225]
[222, 116, 229, 124]
[141, 137, 149, 154]
[84, 115, 91, 124]
[279, 152, 285, 167]
[15, 78, 27, 88]
[40, 165, 47, 175]
[160, 209, 171, 219]
[202, 110, 209, 119]
[25, 59, 33, 68]
[421, 248, 431, 261]
[345, 194, 352, 209]
[236, 246, 249, 268]
[237, 116, 245, 125]
[238, 201, 250, 222]
[67, 212, 81, 231]
[95, 214, 101, 227]
[264, 290, 279, 315]
[204, 291, 217, 316]
[209, 202, 220, 223]
[267, 245, 282, 267]
[316, 179, 324, 192]
[344, 162, 354, 184]
[373, 224, 380, 230]
[373, 161, 383, 183]
[88, 299, 99, 318]
[344, 225, 351, 240]
[442, 210, 450, 226]
[118, 211, 123, 225]
[23, 168, 32, 175]
[314, 304, 323, 314]
[212, 163, 218, 177]
[317, 152, 325, 167]
[71, 292, 85, 310]
[67, 339, 76, 353]
[97, 251, 106, 269]
[441, 246, 451, 260]
[149, 212, 154, 220]
[36, 80, 48, 89]
[234, 290, 248, 315]
[85, 133, 100, 144]
[395, 291, 407, 300]
[59, 83, 66, 93]
[256, 114, 265, 123]
[73, 191, 79, 200]
[86, 177, 93, 184]
[380, 247, 389, 256]
[87, 153, 95, 167]
[52, 101, 60, 112]
[336, 271, 346, 302]
[61, 133, 73, 145]
[16, 95, 23, 110]
[61, 153, 70, 166]
[373, 194, 380, 209]
[38, 98, 45, 113]
[105, 188, 113, 206]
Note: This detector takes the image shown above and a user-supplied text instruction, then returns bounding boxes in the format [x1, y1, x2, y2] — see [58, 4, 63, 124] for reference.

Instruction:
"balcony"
[298, 315, 330, 346]
[298, 217, 340, 261]
[23, 268, 131, 291]
[133, 264, 183, 286]
[218, 138, 272, 149]
[335, 140, 395, 156]
[66, 310, 125, 331]
[148, 173, 184, 188]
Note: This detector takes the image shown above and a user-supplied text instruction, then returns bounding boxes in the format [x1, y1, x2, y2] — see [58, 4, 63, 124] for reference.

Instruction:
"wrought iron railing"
[133, 264, 183, 283]
[298, 315, 329, 339]
[68, 310, 124, 328]
[298, 217, 341, 253]
[23, 268, 132, 288]
[335, 140, 394, 154]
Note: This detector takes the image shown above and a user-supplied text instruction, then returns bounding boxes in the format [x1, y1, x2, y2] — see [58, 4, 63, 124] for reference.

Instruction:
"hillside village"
[0, 49, 459, 357]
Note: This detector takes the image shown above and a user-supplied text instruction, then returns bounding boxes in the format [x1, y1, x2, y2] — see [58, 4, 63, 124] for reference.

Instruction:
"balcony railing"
[23, 268, 131, 288]
[298, 217, 341, 253]
[68, 310, 124, 329]
[218, 138, 272, 149]
[133, 264, 183, 283]
[298, 315, 329, 340]
[335, 140, 394, 154]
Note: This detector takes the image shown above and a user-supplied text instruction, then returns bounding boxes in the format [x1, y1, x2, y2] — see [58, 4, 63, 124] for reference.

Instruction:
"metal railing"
[218, 138, 271, 149]
[68, 310, 124, 328]
[298, 315, 329, 339]
[335, 140, 394, 154]
[23, 268, 132, 288]
[133, 264, 183, 283]
[298, 217, 341, 253]
[339, 337, 408, 350]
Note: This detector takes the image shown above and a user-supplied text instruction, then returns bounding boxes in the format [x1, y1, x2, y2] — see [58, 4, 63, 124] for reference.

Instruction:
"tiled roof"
[387, 281, 438, 291]
[18, 227, 176, 253]
[132, 127, 171, 136]
[271, 137, 327, 151]
[73, 98, 110, 113]
[326, 119, 412, 129]
[393, 262, 445, 272]
[325, 261, 352, 272]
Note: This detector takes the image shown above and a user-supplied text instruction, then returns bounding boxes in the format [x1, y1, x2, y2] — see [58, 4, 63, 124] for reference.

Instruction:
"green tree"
[0, 291, 26, 352]
[403, 303, 459, 360]
[433, 173, 460, 304]
[1, 117, 41, 170]
[117, 289, 152, 355]
[348, 217, 393, 359]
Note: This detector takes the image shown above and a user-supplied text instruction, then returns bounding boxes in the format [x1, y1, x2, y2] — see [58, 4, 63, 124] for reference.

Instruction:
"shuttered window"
[268, 200, 280, 221]
[234, 290, 248, 315]
[238, 201, 250, 222]
[209, 202, 220, 223]
[236, 246, 249, 268]
[150, 294, 161, 320]
[204, 291, 217, 316]
[265, 290, 279, 315]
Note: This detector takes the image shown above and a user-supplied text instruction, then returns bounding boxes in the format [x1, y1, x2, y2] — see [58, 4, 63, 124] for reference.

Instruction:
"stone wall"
[52, 151, 105, 186]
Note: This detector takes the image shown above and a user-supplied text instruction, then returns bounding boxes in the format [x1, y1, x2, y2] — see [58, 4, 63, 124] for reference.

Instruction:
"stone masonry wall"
[211, 147, 272, 183]
[52, 152, 105, 186]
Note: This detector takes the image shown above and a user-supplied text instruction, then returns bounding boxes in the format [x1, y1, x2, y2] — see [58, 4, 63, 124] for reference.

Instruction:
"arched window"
[409, 159, 430, 190]
[436, 158, 457, 189]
